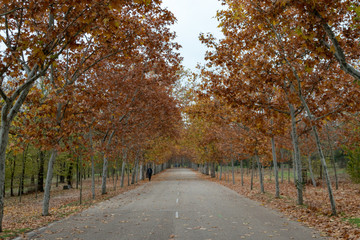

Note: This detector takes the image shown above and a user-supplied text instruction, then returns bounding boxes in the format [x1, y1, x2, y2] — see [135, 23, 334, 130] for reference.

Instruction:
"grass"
[348, 218, 360, 227]
[0, 228, 31, 239]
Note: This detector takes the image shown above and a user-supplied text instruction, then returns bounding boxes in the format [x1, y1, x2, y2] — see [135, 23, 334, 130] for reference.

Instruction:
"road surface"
[23, 168, 327, 240]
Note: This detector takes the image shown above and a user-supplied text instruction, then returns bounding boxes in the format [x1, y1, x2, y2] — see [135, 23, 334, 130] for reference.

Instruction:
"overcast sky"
[161, 0, 224, 73]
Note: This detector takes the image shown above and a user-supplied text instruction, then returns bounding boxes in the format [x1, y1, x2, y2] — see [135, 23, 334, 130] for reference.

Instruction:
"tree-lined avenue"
[26, 168, 326, 240]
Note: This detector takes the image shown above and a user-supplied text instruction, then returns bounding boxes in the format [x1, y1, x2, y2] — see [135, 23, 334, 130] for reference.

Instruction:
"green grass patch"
[347, 218, 360, 227]
[0, 228, 31, 239]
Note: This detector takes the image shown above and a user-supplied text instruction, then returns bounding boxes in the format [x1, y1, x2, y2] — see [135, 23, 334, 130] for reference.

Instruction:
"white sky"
[161, 0, 224, 73]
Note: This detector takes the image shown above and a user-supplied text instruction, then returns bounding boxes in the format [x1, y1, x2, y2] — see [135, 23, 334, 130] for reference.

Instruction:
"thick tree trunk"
[308, 154, 316, 187]
[38, 151, 45, 192]
[271, 135, 280, 198]
[255, 153, 265, 193]
[42, 149, 58, 216]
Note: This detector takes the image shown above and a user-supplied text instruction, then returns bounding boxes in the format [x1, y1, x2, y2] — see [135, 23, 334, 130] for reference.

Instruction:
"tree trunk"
[271, 135, 280, 198]
[288, 162, 290, 183]
[231, 158, 235, 184]
[210, 162, 216, 178]
[101, 154, 108, 195]
[10, 155, 16, 197]
[326, 125, 338, 190]
[89, 127, 95, 200]
[308, 153, 316, 187]
[101, 130, 115, 195]
[18, 145, 28, 200]
[311, 125, 337, 215]
[42, 149, 58, 216]
[255, 152, 265, 194]
[38, 150, 45, 192]
[281, 163, 284, 184]
[67, 162, 73, 186]
[139, 164, 143, 181]
[289, 103, 303, 205]
[240, 160, 244, 186]
[76, 157, 79, 190]
[219, 163, 222, 180]
[250, 158, 254, 190]
[79, 155, 83, 205]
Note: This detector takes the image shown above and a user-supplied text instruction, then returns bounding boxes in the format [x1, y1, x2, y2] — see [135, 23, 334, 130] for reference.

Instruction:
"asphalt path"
[23, 168, 327, 240]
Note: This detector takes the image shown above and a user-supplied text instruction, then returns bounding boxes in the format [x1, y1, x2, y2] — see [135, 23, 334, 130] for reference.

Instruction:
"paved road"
[25, 168, 327, 240]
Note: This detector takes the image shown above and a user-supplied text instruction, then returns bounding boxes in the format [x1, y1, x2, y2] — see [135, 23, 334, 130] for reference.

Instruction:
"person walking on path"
[146, 167, 153, 181]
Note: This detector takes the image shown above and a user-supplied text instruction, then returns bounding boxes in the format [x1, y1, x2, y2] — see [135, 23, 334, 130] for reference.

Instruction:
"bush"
[346, 147, 360, 183]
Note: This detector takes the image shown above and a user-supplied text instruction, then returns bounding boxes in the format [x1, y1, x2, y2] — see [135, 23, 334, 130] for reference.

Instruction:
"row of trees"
[0, 0, 182, 232]
[179, 0, 360, 217]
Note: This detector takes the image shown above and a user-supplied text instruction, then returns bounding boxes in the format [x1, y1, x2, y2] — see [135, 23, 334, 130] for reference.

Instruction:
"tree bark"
[10, 155, 16, 197]
[240, 160, 244, 186]
[219, 163, 222, 180]
[326, 125, 338, 190]
[308, 153, 316, 187]
[271, 135, 280, 198]
[255, 152, 265, 193]
[231, 157, 235, 184]
[289, 103, 303, 205]
[38, 150, 45, 192]
[89, 127, 95, 200]
[211, 162, 216, 178]
[42, 149, 58, 216]
[250, 157, 254, 190]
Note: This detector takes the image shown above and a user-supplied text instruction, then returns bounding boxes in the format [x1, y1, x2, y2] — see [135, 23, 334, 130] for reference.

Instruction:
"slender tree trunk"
[79, 155, 83, 205]
[10, 155, 16, 197]
[42, 149, 58, 216]
[139, 164, 143, 181]
[18, 144, 28, 198]
[101, 154, 108, 195]
[231, 158, 235, 185]
[326, 125, 338, 190]
[288, 162, 290, 183]
[281, 163, 284, 184]
[240, 160, 244, 186]
[219, 163, 223, 180]
[271, 135, 280, 198]
[101, 130, 115, 195]
[289, 103, 303, 205]
[89, 127, 95, 200]
[76, 157, 79, 190]
[255, 152, 265, 194]
[250, 158, 254, 190]
[308, 153, 316, 187]
[311, 125, 337, 215]
[38, 150, 45, 192]
[211, 162, 216, 178]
